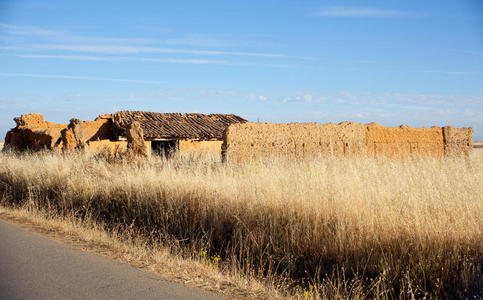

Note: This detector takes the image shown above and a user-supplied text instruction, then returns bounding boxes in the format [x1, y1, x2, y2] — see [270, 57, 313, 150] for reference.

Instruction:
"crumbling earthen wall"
[61, 115, 114, 150]
[13, 113, 66, 130]
[442, 126, 473, 156]
[223, 122, 366, 162]
[3, 113, 66, 151]
[179, 140, 223, 155]
[126, 121, 148, 157]
[88, 140, 128, 152]
[223, 122, 473, 162]
[87, 140, 151, 154]
[365, 123, 445, 158]
[79, 115, 114, 142]
[61, 119, 85, 150]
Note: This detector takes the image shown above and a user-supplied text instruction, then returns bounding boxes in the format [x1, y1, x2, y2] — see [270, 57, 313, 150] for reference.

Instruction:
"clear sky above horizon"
[1, 0, 483, 139]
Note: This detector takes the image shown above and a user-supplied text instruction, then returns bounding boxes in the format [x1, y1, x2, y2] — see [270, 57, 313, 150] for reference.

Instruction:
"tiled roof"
[112, 111, 247, 140]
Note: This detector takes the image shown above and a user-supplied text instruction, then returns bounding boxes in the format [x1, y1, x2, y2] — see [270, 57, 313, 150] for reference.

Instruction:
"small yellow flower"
[210, 254, 221, 265]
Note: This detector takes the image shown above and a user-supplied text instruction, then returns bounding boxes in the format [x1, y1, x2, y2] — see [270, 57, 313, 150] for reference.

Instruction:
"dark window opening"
[151, 140, 178, 158]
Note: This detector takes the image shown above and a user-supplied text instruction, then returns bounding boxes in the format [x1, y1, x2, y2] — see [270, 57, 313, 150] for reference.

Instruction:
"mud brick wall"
[222, 122, 366, 162]
[179, 140, 223, 155]
[13, 113, 66, 129]
[223, 122, 473, 162]
[4, 113, 66, 151]
[365, 123, 445, 158]
[442, 126, 473, 156]
[5, 128, 64, 151]
[88, 140, 151, 155]
[88, 140, 128, 152]
[81, 117, 115, 142]
[62, 116, 115, 150]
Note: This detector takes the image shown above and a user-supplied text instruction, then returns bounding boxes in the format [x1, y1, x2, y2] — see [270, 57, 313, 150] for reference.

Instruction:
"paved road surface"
[0, 220, 223, 300]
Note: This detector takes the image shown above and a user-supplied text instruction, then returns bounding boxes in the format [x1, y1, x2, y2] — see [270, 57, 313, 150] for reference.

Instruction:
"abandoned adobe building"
[3, 111, 247, 156]
[3, 111, 473, 160]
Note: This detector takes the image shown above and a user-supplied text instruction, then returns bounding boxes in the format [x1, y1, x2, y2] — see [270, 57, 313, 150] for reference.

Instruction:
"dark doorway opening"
[151, 140, 178, 158]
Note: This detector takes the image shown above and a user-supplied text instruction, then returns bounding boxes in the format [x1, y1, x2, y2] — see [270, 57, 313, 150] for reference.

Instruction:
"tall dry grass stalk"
[0, 150, 481, 299]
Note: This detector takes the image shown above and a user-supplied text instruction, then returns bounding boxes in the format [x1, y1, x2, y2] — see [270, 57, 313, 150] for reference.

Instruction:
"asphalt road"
[0, 220, 224, 300]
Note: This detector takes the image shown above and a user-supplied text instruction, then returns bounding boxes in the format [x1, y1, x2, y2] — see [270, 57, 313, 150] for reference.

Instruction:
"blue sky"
[1, 0, 483, 139]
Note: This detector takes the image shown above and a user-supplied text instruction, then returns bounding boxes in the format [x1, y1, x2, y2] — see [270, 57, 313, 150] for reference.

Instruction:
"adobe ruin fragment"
[3, 113, 66, 151]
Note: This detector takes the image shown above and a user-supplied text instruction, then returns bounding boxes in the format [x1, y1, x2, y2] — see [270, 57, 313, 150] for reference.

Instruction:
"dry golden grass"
[0, 150, 482, 299]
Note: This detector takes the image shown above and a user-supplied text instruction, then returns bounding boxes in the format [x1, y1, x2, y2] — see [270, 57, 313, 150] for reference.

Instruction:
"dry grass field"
[0, 149, 482, 299]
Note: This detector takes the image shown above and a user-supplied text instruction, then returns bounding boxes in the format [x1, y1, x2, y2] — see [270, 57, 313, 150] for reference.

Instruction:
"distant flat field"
[474, 142, 483, 154]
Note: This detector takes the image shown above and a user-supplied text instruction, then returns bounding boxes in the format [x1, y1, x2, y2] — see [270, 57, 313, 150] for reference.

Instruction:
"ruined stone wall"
[4, 113, 66, 151]
[223, 122, 366, 162]
[365, 123, 445, 158]
[179, 140, 223, 155]
[223, 122, 473, 162]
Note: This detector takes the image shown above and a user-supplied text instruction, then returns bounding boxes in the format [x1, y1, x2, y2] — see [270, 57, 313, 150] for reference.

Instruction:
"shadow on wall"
[3, 113, 115, 151]
[4, 113, 66, 151]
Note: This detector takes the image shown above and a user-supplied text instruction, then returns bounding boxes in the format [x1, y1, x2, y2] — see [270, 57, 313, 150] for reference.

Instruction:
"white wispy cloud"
[27, 44, 314, 59]
[14, 54, 112, 61]
[332, 92, 483, 107]
[247, 91, 483, 109]
[281, 94, 323, 103]
[1, 24, 315, 60]
[0, 24, 156, 44]
[0, 46, 30, 51]
[420, 70, 481, 75]
[0, 24, 58, 37]
[164, 35, 236, 47]
[316, 6, 422, 18]
[135, 57, 230, 65]
[13, 53, 227, 64]
[12, 53, 291, 67]
[445, 71, 481, 75]
[0, 24, 235, 47]
[0, 72, 163, 84]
